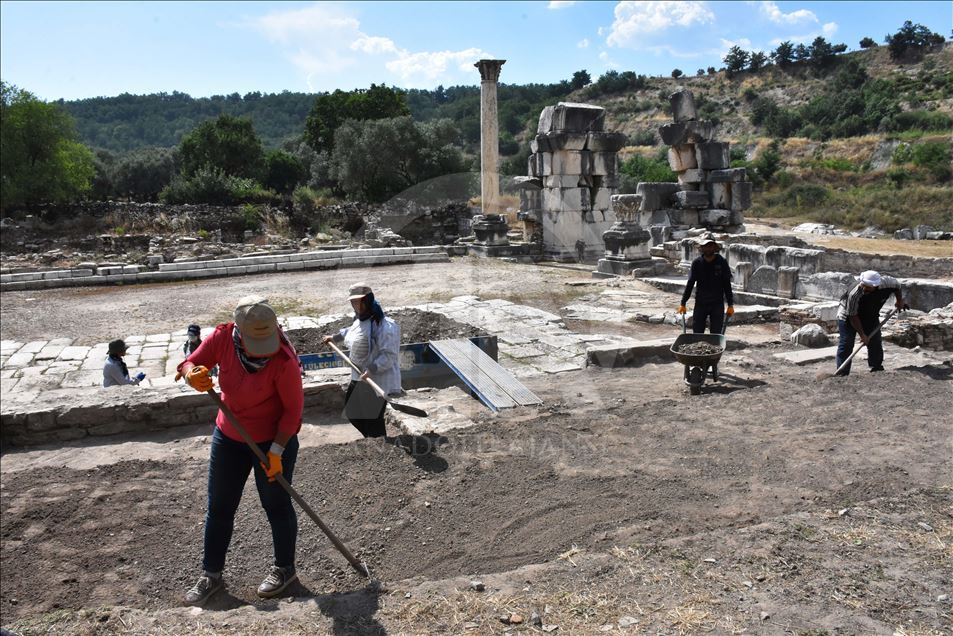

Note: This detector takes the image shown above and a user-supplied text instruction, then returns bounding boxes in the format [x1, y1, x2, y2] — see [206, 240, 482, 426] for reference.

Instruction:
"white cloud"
[759, 1, 817, 25]
[247, 4, 492, 89]
[768, 22, 841, 46]
[599, 51, 621, 69]
[548, 1, 576, 8]
[351, 36, 400, 55]
[607, 1, 715, 48]
[717, 37, 754, 59]
[577, 38, 590, 48]
[386, 48, 491, 84]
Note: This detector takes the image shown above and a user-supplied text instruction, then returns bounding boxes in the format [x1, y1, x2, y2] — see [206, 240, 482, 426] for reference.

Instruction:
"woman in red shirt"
[177, 295, 304, 606]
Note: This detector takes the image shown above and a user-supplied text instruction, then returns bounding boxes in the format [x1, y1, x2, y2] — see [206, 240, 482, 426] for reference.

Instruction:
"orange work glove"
[726, 306, 735, 317]
[185, 366, 213, 392]
[261, 451, 283, 482]
[677, 305, 687, 314]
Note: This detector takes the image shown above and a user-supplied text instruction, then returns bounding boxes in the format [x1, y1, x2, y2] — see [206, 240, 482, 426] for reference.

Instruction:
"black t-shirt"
[681, 254, 734, 305]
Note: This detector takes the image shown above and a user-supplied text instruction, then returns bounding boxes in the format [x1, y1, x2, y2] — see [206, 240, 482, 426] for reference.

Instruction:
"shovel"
[204, 388, 371, 578]
[326, 341, 428, 418]
[817, 308, 896, 380]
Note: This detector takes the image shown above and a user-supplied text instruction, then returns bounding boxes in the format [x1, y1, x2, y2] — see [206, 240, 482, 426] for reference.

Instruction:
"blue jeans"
[835, 319, 883, 376]
[203, 427, 298, 573]
[692, 301, 725, 334]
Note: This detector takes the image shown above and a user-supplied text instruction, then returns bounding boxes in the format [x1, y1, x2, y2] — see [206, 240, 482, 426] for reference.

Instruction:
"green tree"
[570, 70, 591, 90]
[748, 51, 768, 72]
[772, 41, 796, 68]
[859, 37, 877, 49]
[723, 46, 750, 78]
[305, 84, 409, 153]
[752, 140, 782, 183]
[671, 68, 684, 79]
[808, 37, 847, 72]
[329, 116, 467, 201]
[886, 21, 946, 62]
[178, 114, 264, 180]
[263, 149, 306, 194]
[113, 147, 176, 201]
[1, 81, 95, 209]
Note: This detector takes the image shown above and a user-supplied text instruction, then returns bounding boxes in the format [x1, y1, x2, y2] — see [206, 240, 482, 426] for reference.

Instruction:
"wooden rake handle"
[205, 388, 370, 578]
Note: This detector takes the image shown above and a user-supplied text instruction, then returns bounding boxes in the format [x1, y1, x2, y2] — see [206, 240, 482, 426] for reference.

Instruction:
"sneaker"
[869, 366, 885, 372]
[184, 574, 223, 606]
[257, 565, 297, 599]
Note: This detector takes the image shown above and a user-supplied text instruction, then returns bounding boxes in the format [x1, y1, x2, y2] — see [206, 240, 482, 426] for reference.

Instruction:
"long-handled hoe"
[200, 386, 372, 579]
[815, 308, 897, 381]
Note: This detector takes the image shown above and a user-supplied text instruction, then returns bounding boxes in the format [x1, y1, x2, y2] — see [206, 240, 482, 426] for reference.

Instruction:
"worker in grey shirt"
[103, 339, 146, 387]
[834, 270, 905, 375]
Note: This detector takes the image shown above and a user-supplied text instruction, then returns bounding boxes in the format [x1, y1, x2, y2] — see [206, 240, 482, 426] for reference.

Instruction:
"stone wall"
[0, 200, 472, 256]
[0, 380, 344, 448]
[522, 102, 625, 261]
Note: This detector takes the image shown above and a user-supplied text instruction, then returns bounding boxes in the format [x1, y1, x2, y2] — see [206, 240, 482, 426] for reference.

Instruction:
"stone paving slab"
[4, 351, 35, 367]
[19, 341, 47, 354]
[772, 346, 839, 365]
[35, 343, 68, 361]
[58, 346, 91, 361]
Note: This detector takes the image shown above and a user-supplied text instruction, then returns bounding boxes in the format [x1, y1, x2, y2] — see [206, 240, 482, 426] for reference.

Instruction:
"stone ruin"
[595, 88, 750, 276]
[515, 90, 749, 270]
[516, 102, 627, 261]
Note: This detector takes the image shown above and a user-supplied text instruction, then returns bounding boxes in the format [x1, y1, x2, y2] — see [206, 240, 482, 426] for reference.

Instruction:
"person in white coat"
[323, 283, 401, 438]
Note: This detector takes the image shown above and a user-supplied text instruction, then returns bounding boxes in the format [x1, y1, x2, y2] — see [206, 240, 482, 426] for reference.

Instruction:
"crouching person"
[178, 295, 304, 606]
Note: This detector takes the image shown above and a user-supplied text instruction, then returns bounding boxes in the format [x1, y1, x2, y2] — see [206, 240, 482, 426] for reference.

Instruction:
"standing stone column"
[475, 59, 505, 215]
[471, 59, 510, 250]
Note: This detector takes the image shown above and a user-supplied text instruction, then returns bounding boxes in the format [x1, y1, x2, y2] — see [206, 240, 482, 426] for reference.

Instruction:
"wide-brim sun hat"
[696, 232, 720, 249]
[348, 283, 373, 300]
[234, 295, 280, 357]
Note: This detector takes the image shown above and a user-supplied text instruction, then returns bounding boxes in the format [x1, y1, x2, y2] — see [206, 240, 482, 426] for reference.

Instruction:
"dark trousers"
[203, 427, 298, 573]
[344, 380, 387, 438]
[835, 318, 883, 376]
[692, 301, 725, 334]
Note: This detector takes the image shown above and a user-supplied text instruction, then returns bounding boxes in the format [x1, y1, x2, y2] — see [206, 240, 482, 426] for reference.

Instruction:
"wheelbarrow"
[671, 313, 729, 395]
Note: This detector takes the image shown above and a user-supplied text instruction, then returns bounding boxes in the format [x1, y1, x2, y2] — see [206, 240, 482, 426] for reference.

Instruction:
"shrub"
[159, 166, 276, 205]
[752, 142, 782, 182]
[619, 154, 676, 188]
[628, 130, 657, 146]
[809, 157, 858, 171]
[771, 183, 830, 208]
[241, 204, 262, 231]
[911, 141, 952, 181]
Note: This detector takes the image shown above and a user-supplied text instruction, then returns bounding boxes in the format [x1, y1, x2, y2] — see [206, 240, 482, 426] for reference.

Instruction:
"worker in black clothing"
[834, 270, 905, 375]
[677, 234, 734, 334]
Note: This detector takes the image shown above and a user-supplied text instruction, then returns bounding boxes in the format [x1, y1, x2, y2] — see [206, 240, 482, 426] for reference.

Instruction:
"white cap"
[858, 270, 882, 287]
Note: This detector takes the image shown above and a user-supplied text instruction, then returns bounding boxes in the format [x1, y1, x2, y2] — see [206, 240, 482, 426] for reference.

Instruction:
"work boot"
[869, 366, 885, 372]
[184, 574, 223, 606]
[257, 565, 297, 599]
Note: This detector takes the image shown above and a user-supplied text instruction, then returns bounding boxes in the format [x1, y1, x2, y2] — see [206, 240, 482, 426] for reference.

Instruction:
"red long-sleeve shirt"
[178, 323, 303, 443]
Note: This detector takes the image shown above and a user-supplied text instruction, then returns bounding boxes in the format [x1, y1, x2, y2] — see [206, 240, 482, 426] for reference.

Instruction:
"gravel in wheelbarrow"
[675, 341, 722, 356]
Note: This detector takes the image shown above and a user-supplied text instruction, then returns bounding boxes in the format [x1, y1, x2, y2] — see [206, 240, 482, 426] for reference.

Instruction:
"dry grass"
[799, 235, 953, 259]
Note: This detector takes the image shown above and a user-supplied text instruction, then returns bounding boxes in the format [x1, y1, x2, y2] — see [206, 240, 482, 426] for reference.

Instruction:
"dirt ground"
[287, 308, 487, 355]
[0, 259, 589, 346]
[2, 259, 952, 635]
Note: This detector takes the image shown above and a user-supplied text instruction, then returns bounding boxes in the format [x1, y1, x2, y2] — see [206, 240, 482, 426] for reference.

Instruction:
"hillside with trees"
[2, 21, 950, 233]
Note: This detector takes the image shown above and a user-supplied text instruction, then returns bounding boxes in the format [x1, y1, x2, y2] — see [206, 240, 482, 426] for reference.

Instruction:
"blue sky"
[1, 1, 950, 101]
